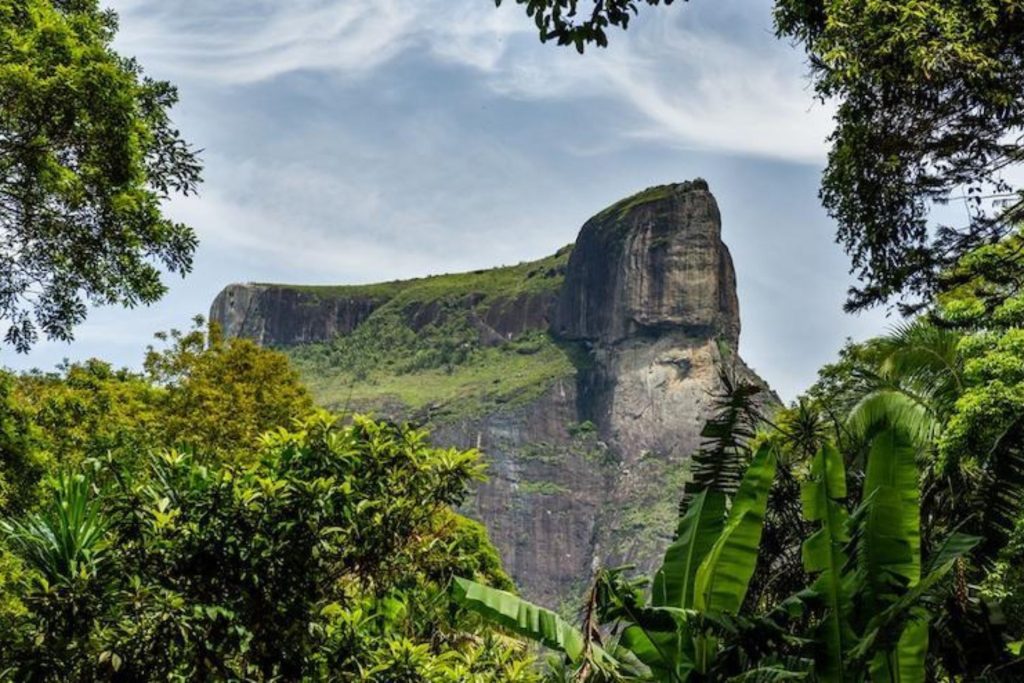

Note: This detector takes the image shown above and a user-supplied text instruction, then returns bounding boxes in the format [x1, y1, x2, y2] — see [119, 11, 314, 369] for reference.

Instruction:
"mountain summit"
[211, 181, 774, 607]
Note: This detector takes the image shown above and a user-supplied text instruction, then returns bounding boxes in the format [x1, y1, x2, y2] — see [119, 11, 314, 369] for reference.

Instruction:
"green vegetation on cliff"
[285, 247, 588, 420]
[293, 332, 584, 419]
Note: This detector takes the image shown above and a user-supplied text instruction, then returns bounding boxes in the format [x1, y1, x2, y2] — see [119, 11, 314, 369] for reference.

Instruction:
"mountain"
[210, 180, 775, 610]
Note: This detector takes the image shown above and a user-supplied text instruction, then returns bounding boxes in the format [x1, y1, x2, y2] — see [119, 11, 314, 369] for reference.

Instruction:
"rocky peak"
[555, 179, 740, 347]
[209, 181, 774, 608]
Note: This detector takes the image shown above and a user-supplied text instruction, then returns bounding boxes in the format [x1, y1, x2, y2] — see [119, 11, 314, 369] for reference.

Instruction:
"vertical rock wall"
[210, 180, 776, 609]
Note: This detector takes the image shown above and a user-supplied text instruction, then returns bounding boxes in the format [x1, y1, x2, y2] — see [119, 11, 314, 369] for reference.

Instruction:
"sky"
[4, 0, 902, 400]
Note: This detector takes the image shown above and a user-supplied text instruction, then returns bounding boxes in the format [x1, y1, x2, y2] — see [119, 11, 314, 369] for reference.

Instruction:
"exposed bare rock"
[210, 284, 382, 346]
[556, 180, 740, 346]
[210, 180, 776, 609]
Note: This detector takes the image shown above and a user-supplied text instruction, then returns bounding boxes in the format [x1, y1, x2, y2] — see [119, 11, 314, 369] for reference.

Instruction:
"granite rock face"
[210, 181, 775, 609]
[555, 180, 740, 346]
[210, 284, 382, 347]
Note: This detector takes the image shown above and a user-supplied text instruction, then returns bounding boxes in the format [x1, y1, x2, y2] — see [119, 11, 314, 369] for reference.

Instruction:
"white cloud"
[108, 0, 524, 83]
[108, 0, 831, 163]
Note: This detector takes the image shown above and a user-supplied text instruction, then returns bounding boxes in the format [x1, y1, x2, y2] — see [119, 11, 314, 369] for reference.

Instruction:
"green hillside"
[285, 246, 588, 420]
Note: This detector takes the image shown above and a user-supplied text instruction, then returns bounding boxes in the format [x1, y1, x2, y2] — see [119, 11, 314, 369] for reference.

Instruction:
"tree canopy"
[0, 0, 200, 352]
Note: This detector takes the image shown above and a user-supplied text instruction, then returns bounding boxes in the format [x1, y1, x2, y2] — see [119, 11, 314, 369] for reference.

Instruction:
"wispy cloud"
[108, 0, 831, 163]
[109, 0, 524, 83]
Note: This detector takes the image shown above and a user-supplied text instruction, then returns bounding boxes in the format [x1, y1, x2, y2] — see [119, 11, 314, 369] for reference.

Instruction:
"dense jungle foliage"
[0, 323, 537, 681]
[453, 229, 1024, 680]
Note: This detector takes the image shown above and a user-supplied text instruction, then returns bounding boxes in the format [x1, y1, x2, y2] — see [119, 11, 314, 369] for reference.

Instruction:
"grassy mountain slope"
[285, 246, 587, 421]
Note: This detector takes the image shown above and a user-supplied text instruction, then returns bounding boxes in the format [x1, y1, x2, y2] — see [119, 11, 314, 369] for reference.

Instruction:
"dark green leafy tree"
[774, 0, 1024, 313]
[496, 0, 678, 51]
[0, 0, 201, 352]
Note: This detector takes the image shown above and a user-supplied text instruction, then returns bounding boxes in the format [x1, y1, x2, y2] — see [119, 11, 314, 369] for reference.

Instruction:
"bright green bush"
[0, 413, 535, 681]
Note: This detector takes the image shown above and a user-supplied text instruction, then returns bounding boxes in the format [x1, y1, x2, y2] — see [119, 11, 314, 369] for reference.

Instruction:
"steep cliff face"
[211, 181, 774, 609]
[555, 180, 740, 346]
[210, 284, 383, 347]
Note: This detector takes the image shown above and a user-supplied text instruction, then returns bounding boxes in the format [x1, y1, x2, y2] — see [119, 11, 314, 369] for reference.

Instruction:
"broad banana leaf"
[452, 577, 608, 666]
[861, 427, 921, 592]
[858, 532, 981, 677]
[620, 622, 692, 682]
[694, 443, 777, 615]
[859, 426, 924, 683]
[653, 488, 727, 609]
[847, 390, 937, 448]
[800, 442, 854, 683]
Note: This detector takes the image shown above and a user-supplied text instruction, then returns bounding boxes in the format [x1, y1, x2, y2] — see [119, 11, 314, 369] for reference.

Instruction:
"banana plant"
[796, 430, 979, 683]
[452, 442, 779, 682]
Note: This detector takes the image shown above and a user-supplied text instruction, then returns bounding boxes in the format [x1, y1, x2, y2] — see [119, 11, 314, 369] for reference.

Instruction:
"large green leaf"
[858, 427, 925, 682]
[694, 443, 777, 615]
[861, 427, 921, 593]
[847, 390, 937, 449]
[652, 489, 727, 610]
[859, 532, 981, 681]
[800, 442, 854, 683]
[451, 577, 601, 665]
[619, 622, 691, 681]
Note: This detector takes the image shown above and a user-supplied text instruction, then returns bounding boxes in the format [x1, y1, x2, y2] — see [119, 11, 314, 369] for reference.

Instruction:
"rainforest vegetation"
[1, 0, 1024, 681]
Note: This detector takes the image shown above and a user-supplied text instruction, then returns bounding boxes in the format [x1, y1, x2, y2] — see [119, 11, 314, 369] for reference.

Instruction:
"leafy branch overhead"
[496, 0, 679, 51]
[0, 0, 201, 351]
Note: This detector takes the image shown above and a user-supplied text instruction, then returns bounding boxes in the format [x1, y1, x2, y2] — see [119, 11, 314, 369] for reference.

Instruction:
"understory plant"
[0, 413, 536, 681]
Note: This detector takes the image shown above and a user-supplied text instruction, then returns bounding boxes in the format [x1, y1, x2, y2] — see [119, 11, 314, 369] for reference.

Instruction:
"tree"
[0, 371, 46, 514]
[774, 0, 1024, 313]
[500, 0, 1024, 313]
[9, 317, 313, 474]
[496, 0, 678, 51]
[14, 359, 162, 470]
[143, 318, 314, 463]
[0, 0, 201, 352]
[0, 414, 536, 681]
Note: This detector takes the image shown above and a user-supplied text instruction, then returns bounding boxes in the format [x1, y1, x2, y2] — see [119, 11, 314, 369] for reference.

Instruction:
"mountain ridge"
[210, 180, 776, 608]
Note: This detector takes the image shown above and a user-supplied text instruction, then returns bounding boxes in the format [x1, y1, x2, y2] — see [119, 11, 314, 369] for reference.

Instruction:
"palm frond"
[870, 320, 964, 418]
[682, 370, 763, 508]
[846, 390, 938, 448]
